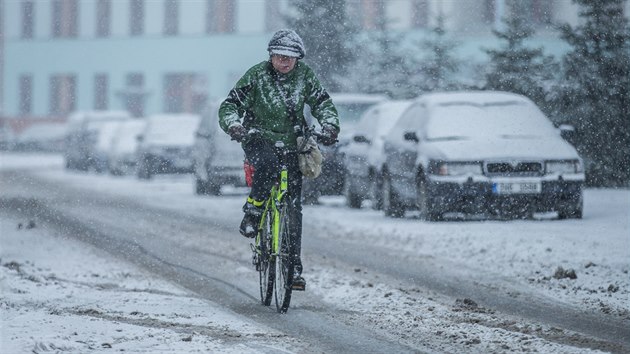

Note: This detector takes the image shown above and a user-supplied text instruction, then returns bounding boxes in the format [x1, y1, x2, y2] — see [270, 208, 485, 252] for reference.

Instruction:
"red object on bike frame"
[244, 159, 255, 187]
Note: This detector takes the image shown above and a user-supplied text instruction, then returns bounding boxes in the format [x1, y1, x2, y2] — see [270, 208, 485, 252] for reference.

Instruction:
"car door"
[386, 103, 426, 184]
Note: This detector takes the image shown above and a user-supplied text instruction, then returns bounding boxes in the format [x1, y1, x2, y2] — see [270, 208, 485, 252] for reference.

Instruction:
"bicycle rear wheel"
[258, 209, 274, 306]
[274, 202, 294, 313]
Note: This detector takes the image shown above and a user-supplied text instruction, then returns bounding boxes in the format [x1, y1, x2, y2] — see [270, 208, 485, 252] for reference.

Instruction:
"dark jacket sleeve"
[303, 67, 340, 133]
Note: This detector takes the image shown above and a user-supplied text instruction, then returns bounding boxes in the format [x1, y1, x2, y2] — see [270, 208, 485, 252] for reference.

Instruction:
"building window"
[50, 75, 76, 115]
[19, 75, 33, 115]
[120, 73, 145, 117]
[206, 0, 235, 33]
[96, 0, 111, 37]
[164, 0, 179, 36]
[94, 74, 108, 110]
[164, 73, 207, 114]
[21, 1, 35, 39]
[411, 0, 429, 28]
[52, 0, 78, 38]
[130, 0, 144, 36]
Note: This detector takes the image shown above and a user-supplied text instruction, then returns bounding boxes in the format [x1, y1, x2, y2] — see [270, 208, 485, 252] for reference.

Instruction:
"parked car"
[0, 124, 15, 150]
[108, 119, 147, 175]
[64, 111, 131, 171]
[13, 122, 67, 152]
[382, 91, 585, 220]
[136, 113, 200, 179]
[192, 102, 247, 195]
[302, 93, 387, 204]
[342, 100, 413, 209]
[86, 120, 125, 173]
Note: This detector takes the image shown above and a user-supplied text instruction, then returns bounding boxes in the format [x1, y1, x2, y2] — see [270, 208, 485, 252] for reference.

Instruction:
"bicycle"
[248, 126, 324, 313]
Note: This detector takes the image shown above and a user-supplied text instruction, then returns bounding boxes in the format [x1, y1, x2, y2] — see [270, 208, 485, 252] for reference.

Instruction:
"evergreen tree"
[483, 1, 557, 113]
[556, 0, 630, 186]
[416, 16, 461, 92]
[342, 8, 418, 98]
[285, 0, 356, 91]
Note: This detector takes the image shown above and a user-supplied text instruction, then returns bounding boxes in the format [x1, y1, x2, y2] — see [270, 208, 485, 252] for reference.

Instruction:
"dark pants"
[243, 139, 304, 274]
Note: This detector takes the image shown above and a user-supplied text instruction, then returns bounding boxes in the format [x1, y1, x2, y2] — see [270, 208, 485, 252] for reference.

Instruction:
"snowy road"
[1, 153, 629, 353]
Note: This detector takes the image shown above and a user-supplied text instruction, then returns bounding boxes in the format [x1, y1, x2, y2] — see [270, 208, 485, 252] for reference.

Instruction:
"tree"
[416, 15, 461, 92]
[285, 0, 356, 91]
[555, 0, 630, 186]
[483, 1, 557, 113]
[341, 7, 419, 98]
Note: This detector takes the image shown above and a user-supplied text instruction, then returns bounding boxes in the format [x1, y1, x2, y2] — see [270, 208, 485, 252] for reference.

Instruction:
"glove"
[228, 124, 247, 142]
[320, 125, 338, 146]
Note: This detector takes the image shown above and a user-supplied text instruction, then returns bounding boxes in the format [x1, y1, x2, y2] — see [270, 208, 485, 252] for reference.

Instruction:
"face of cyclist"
[271, 55, 297, 74]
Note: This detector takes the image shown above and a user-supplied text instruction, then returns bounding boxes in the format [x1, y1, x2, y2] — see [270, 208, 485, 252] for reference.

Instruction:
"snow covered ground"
[1, 152, 628, 353]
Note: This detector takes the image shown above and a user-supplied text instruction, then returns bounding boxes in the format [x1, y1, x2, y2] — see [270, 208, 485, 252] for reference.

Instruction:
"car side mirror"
[353, 135, 371, 144]
[559, 124, 576, 142]
[403, 131, 419, 143]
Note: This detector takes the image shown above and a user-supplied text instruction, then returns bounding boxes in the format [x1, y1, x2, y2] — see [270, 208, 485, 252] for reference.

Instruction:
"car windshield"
[336, 103, 379, 125]
[426, 102, 557, 140]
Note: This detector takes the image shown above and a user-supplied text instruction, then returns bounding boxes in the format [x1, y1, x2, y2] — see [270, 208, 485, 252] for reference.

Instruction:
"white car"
[302, 93, 387, 204]
[382, 91, 585, 220]
[192, 101, 246, 195]
[108, 119, 147, 175]
[136, 114, 201, 179]
[64, 110, 131, 171]
[342, 100, 413, 208]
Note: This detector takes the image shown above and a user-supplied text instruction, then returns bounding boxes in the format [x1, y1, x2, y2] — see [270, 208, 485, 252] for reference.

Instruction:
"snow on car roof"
[421, 91, 557, 140]
[329, 93, 388, 104]
[420, 91, 531, 107]
[67, 110, 131, 123]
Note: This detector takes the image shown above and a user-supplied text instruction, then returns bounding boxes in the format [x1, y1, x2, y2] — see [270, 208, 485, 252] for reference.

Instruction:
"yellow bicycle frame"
[257, 169, 288, 256]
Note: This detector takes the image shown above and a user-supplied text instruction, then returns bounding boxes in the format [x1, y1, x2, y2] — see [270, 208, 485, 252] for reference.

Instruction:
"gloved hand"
[228, 124, 247, 142]
[320, 124, 338, 146]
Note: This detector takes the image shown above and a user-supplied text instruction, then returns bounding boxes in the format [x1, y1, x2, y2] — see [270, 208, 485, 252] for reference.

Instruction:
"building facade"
[1, 0, 626, 122]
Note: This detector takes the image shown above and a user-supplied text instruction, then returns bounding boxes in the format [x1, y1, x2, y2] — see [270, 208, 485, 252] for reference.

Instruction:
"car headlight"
[546, 160, 581, 174]
[431, 161, 483, 176]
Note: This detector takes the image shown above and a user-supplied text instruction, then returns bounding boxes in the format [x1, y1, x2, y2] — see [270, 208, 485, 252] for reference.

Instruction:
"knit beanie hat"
[267, 29, 305, 59]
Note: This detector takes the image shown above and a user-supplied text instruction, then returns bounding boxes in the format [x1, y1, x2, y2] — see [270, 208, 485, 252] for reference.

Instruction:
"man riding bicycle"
[218, 29, 339, 290]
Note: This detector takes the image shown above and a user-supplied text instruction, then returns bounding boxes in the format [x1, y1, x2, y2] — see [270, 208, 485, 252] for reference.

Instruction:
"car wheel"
[382, 171, 405, 218]
[558, 194, 583, 219]
[195, 178, 209, 195]
[344, 172, 362, 209]
[137, 158, 151, 180]
[417, 175, 440, 221]
[370, 171, 384, 210]
[302, 180, 320, 205]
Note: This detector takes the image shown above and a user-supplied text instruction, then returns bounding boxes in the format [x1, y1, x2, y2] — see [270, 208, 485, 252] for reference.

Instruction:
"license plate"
[492, 182, 541, 194]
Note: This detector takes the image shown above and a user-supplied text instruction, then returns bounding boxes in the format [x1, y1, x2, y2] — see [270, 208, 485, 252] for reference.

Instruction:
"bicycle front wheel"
[274, 202, 294, 313]
[258, 209, 274, 306]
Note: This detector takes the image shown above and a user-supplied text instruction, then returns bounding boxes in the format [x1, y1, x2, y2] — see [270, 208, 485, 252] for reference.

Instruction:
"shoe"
[239, 203, 263, 238]
[292, 275, 306, 291]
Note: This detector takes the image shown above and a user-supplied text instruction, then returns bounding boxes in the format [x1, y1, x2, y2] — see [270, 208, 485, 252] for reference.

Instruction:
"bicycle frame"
[259, 167, 288, 257]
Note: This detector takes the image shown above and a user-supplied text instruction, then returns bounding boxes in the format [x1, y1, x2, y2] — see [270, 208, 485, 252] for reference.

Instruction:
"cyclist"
[218, 29, 339, 289]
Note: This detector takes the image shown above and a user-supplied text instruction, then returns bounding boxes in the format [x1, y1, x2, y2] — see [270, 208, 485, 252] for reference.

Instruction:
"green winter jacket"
[218, 60, 339, 149]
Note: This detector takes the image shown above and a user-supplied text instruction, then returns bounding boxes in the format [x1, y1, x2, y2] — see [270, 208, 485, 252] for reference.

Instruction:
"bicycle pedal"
[291, 283, 305, 291]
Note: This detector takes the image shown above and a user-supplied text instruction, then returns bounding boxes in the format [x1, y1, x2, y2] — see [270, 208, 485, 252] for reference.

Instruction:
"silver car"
[302, 93, 387, 204]
[64, 110, 131, 171]
[136, 114, 200, 179]
[382, 91, 585, 220]
[108, 119, 147, 176]
[192, 102, 246, 195]
[342, 100, 413, 209]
